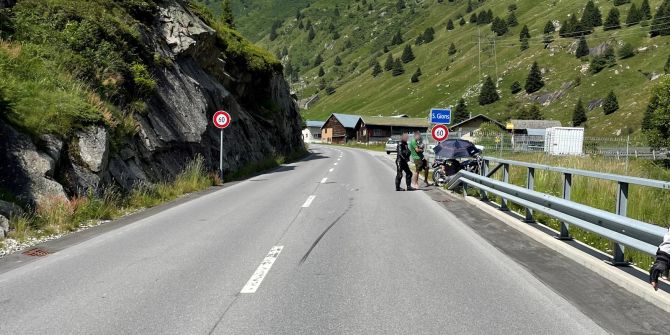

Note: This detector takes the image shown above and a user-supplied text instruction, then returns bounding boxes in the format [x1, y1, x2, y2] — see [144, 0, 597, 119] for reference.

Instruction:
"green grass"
[227, 0, 670, 136]
[473, 153, 670, 269]
[326, 142, 386, 152]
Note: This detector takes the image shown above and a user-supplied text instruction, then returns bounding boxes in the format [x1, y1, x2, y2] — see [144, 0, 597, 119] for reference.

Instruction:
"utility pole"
[477, 27, 482, 80]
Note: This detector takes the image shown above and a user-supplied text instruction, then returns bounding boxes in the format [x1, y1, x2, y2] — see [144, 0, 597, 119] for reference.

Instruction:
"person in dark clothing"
[396, 134, 416, 191]
[650, 228, 670, 291]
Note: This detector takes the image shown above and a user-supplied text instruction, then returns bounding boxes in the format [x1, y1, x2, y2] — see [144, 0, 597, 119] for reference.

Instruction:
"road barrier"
[447, 156, 670, 265]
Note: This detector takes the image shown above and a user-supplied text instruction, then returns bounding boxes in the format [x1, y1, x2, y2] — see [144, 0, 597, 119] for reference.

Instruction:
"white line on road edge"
[334, 163, 338, 166]
[320, 178, 328, 184]
[302, 195, 316, 208]
[240, 246, 284, 294]
[329, 168, 334, 172]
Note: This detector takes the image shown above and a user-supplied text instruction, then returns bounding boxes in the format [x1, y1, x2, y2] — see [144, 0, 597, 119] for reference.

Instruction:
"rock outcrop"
[0, 0, 303, 208]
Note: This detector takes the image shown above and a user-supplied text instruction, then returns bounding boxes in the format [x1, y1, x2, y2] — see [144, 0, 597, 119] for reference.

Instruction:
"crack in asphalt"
[299, 197, 353, 265]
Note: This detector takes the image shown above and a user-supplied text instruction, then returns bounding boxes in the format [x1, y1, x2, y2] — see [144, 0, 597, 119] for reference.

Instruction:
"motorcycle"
[431, 139, 483, 187]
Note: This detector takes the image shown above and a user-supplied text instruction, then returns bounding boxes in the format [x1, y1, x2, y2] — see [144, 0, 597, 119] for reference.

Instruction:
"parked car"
[385, 139, 398, 155]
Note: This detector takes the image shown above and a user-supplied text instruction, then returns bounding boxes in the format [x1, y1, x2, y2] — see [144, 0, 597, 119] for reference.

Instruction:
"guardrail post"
[611, 182, 629, 266]
[500, 163, 510, 211]
[524, 167, 535, 223]
[557, 173, 573, 240]
[480, 160, 489, 201]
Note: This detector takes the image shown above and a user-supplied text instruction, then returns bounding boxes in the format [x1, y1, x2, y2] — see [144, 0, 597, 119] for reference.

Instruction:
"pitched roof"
[330, 113, 362, 129]
[360, 116, 430, 128]
[449, 114, 505, 129]
[305, 120, 325, 128]
[507, 120, 561, 130]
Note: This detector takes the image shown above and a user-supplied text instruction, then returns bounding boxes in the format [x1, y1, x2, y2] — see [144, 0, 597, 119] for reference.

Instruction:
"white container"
[544, 127, 584, 155]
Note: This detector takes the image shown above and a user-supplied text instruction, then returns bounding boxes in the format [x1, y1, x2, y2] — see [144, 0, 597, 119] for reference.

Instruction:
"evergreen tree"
[221, 0, 235, 28]
[384, 53, 394, 71]
[470, 13, 478, 24]
[334, 56, 342, 66]
[640, 0, 652, 20]
[507, 11, 518, 27]
[543, 21, 555, 46]
[448, 43, 457, 56]
[650, 0, 670, 37]
[401, 44, 415, 63]
[575, 35, 590, 58]
[410, 67, 421, 83]
[314, 54, 323, 67]
[665, 55, 670, 74]
[453, 98, 469, 123]
[391, 30, 404, 45]
[604, 8, 621, 30]
[447, 19, 455, 30]
[308, 26, 316, 41]
[459, 17, 466, 26]
[519, 25, 530, 50]
[572, 98, 587, 126]
[392, 58, 405, 76]
[626, 3, 642, 26]
[466, 0, 473, 13]
[479, 76, 499, 106]
[581, 0, 602, 29]
[371, 61, 383, 77]
[643, 78, 670, 148]
[603, 91, 619, 115]
[318, 66, 325, 77]
[525, 61, 544, 94]
[491, 17, 508, 36]
[510, 81, 522, 94]
[396, 0, 406, 12]
[422, 27, 435, 43]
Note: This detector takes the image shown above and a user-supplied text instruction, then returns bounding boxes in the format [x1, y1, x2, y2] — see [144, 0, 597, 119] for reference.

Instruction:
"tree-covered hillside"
[209, 0, 670, 136]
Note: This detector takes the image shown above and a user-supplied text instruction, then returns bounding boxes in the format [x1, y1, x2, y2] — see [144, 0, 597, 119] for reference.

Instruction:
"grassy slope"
[228, 0, 670, 136]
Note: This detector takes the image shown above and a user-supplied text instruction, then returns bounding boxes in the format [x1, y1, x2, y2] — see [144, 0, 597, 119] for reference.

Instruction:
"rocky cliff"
[0, 0, 303, 216]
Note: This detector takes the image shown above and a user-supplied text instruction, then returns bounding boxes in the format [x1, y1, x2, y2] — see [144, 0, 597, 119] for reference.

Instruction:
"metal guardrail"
[447, 157, 670, 265]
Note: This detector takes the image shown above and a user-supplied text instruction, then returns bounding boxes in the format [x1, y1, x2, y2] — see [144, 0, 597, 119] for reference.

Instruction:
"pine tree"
[643, 78, 670, 148]
[581, 0, 602, 29]
[318, 66, 325, 77]
[491, 17, 508, 36]
[448, 43, 457, 56]
[401, 44, 415, 63]
[308, 26, 316, 41]
[640, 0, 652, 20]
[650, 0, 670, 37]
[410, 67, 421, 83]
[479, 76, 499, 106]
[422, 27, 435, 43]
[665, 55, 670, 74]
[391, 30, 403, 45]
[603, 91, 619, 115]
[604, 8, 621, 30]
[314, 54, 323, 66]
[507, 11, 518, 27]
[396, 0, 406, 12]
[466, 0, 473, 13]
[334, 56, 342, 66]
[543, 21, 555, 46]
[525, 62, 544, 94]
[221, 0, 235, 28]
[392, 58, 405, 76]
[626, 3, 642, 26]
[470, 13, 478, 24]
[519, 25, 530, 51]
[371, 61, 383, 77]
[453, 98, 469, 123]
[459, 17, 466, 26]
[575, 35, 590, 58]
[510, 81, 522, 94]
[447, 19, 455, 30]
[572, 98, 587, 126]
[384, 53, 394, 71]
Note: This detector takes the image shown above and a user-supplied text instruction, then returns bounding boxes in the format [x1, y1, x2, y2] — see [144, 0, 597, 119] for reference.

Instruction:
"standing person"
[395, 134, 415, 191]
[409, 131, 430, 188]
[650, 227, 670, 291]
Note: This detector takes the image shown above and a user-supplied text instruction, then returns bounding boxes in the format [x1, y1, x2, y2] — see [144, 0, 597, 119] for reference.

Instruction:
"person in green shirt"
[409, 131, 430, 188]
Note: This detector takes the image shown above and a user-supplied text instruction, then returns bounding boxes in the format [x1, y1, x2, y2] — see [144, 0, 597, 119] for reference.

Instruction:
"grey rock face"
[0, 215, 8, 238]
[159, 3, 215, 55]
[76, 126, 109, 173]
[38, 134, 63, 162]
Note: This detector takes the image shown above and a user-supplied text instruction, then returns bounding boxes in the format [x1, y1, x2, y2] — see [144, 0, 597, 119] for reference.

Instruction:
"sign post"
[213, 110, 232, 181]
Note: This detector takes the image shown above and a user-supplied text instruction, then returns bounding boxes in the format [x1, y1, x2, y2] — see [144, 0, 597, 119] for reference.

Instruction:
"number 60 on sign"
[431, 124, 449, 142]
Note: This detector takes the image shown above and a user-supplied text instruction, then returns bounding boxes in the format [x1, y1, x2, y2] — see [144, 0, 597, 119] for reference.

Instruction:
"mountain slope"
[221, 0, 670, 135]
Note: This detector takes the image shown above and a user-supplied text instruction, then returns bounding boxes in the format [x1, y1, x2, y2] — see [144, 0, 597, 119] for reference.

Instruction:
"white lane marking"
[320, 177, 328, 184]
[334, 163, 338, 166]
[302, 195, 316, 208]
[329, 168, 334, 172]
[337, 158, 341, 161]
[240, 246, 284, 294]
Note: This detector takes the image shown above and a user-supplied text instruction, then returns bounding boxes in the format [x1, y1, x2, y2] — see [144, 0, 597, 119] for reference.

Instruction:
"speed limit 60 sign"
[213, 111, 231, 129]
[431, 124, 449, 142]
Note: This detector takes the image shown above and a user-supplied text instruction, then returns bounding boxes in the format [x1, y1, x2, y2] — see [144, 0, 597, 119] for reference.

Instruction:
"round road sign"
[213, 111, 231, 129]
[431, 124, 449, 142]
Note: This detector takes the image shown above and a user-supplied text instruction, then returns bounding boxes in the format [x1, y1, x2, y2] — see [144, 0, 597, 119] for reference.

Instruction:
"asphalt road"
[0, 145, 662, 334]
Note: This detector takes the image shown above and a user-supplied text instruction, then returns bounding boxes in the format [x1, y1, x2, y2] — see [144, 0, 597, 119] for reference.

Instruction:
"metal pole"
[219, 129, 224, 182]
[501, 163, 509, 211]
[558, 173, 573, 240]
[612, 182, 629, 265]
[525, 167, 535, 223]
[625, 135, 630, 173]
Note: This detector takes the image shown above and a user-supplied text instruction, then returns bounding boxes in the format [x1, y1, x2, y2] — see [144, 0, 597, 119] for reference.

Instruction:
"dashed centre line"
[302, 195, 316, 208]
[240, 246, 284, 294]
[329, 168, 334, 172]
